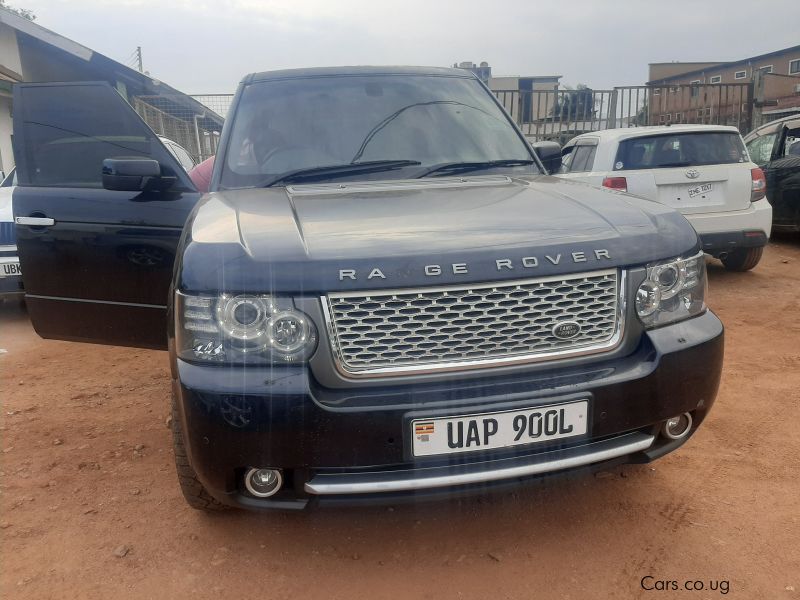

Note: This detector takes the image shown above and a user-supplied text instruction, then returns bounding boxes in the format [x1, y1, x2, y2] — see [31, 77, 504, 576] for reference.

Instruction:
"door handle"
[16, 216, 55, 227]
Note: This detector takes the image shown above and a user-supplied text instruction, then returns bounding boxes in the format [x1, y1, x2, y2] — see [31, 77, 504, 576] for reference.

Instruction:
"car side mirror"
[102, 158, 175, 192]
[531, 141, 562, 174]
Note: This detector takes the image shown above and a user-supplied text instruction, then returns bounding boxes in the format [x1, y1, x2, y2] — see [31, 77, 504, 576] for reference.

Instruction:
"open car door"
[12, 82, 201, 349]
[766, 119, 800, 230]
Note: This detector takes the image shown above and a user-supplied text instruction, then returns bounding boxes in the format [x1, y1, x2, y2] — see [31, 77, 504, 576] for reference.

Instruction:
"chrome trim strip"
[304, 432, 654, 495]
[287, 175, 513, 196]
[15, 216, 55, 227]
[321, 269, 627, 378]
[25, 294, 166, 309]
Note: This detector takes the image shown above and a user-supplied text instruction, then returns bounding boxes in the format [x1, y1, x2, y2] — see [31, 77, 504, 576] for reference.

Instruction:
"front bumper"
[173, 310, 724, 509]
[685, 198, 772, 254]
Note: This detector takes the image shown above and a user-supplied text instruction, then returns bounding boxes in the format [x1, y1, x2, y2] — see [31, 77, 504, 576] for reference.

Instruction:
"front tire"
[171, 392, 229, 512]
[721, 246, 764, 271]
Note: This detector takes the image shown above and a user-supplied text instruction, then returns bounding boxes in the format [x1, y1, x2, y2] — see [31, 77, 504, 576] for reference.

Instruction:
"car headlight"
[635, 252, 707, 328]
[176, 291, 318, 364]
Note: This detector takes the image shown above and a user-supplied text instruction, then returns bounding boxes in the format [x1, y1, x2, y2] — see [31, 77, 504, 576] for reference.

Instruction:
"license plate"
[687, 183, 713, 198]
[0, 262, 20, 278]
[411, 400, 588, 457]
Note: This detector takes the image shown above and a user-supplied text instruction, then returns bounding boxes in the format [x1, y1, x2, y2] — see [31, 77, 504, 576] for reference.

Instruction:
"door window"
[569, 144, 597, 173]
[778, 126, 800, 158]
[560, 146, 575, 173]
[15, 84, 185, 189]
[745, 133, 777, 166]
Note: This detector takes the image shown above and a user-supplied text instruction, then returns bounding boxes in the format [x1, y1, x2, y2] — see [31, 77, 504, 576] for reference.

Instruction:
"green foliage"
[551, 84, 595, 121]
[633, 101, 649, 126]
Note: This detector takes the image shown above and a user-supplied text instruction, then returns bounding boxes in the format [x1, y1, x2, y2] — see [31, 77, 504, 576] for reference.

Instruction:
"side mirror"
[102, 158, 175, 192]
[531, 141, 562, 174]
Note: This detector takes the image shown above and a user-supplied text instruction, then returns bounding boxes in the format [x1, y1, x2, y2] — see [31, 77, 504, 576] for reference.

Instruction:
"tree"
[551, 84, 595, 121]
[0, 0, 35, 20]
[633, 101, 649, 126]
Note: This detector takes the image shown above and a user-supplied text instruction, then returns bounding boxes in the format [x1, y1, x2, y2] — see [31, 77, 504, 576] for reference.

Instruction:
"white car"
[0, 168, 23, 298]
[554, 125, 772, 271]
[157, 136, 196, 172]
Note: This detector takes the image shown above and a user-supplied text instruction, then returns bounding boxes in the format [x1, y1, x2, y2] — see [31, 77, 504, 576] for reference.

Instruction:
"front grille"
[323, 269, 623, 377]
[0, 222, 15, 246]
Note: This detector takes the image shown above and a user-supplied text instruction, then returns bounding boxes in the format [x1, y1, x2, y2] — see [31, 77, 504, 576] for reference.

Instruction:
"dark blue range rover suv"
[11, 67, 723, 510]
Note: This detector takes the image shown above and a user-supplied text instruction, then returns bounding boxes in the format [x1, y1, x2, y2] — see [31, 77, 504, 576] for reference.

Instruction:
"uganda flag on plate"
[415, 422, 435, 441]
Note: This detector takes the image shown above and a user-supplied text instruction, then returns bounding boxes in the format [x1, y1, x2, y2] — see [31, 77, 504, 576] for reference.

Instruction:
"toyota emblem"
[685, 169, 700, 179]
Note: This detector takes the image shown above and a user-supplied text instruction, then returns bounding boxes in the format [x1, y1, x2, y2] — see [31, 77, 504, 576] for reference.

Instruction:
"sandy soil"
[1, 236, 799, 600]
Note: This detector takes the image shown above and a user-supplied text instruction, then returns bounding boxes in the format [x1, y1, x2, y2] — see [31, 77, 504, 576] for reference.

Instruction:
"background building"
[454, 60, 493, 84]
[0, 7, 224, 174]
[647, 45, 800, 128]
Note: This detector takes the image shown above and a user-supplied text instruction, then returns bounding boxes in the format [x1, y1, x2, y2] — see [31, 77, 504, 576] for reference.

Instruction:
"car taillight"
[602, 177, 627, 192]
[750, 168, 766, 202]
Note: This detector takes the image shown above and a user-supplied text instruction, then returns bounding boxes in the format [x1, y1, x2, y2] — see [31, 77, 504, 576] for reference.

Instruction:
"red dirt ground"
[1, 236, 799, 599]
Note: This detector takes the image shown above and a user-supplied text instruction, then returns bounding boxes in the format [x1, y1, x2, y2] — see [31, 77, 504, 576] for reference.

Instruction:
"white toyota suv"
[0, 168, 22, 298]
[554, 125, 772, 271]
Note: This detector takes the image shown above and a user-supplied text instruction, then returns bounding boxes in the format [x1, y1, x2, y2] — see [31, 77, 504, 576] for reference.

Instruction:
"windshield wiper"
[261, 160, 421, 187]
[417, 159, 535, 178]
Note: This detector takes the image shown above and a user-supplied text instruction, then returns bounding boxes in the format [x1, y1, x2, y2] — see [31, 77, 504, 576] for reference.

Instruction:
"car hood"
[179, 175, 698, 293]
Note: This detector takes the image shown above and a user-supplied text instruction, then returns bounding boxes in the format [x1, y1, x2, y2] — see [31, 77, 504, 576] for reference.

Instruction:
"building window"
[734, 70, 747, 79]
[674, 112, 683, 123]
[690, 80, 701, 98]
[710, 75, 722, 84]
[789, 59, 800, 74]
[759, 65, 773, 74]
[653, 88, 661, 96]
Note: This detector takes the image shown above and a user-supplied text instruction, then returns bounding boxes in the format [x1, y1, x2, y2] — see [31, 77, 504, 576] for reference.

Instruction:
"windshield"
[613, 131, 748, 170]
[220, 74, 537, 188]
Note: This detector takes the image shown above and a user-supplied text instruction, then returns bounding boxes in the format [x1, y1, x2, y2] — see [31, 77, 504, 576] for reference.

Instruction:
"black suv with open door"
[12, 68, 723, 510]
[744, 115, 800, 231]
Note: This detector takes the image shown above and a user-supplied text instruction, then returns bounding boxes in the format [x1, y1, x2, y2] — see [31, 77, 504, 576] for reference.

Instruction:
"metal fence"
[493, 83, 753, 145]
[132, 83, 755, 163]
[648, 83, 752, 130]
[132, 96, 224, 164]
[191, 94, 235, 119]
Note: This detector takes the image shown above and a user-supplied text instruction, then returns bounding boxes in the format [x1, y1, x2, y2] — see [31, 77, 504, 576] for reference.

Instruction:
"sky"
[14, 0, 800, 94]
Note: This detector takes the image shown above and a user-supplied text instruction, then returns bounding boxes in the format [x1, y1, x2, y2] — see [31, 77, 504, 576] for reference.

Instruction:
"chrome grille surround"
[322, 269, 626, 378]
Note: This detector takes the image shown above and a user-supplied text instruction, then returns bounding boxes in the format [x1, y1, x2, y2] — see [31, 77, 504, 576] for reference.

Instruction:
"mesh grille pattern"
[325, 270, 620, 375]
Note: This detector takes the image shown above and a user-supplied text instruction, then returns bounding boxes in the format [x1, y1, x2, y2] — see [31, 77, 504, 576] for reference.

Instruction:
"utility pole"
[136, 46, 143, 73]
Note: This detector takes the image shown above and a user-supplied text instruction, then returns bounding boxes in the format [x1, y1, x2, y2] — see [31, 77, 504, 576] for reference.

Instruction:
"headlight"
[635, 252, 707, 328]
[176, 291, 318, 364]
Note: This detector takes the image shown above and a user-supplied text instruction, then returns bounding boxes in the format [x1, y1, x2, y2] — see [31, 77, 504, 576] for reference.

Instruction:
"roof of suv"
[745, 114, 800, 139]
[245, 66, 474, 84]
[569, 124, 742, 145]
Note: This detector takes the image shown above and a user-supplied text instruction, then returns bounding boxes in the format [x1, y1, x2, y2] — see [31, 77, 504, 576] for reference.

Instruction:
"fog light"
[244, 468, 283, 498]
[662, 413, 693, 440]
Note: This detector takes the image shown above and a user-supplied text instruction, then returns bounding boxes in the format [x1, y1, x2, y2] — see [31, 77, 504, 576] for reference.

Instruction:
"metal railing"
[191, 94, 235, 119]
[133, 96, 224, 164]
[648, 83, 752, 131]
[492, 83, 753, 144]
